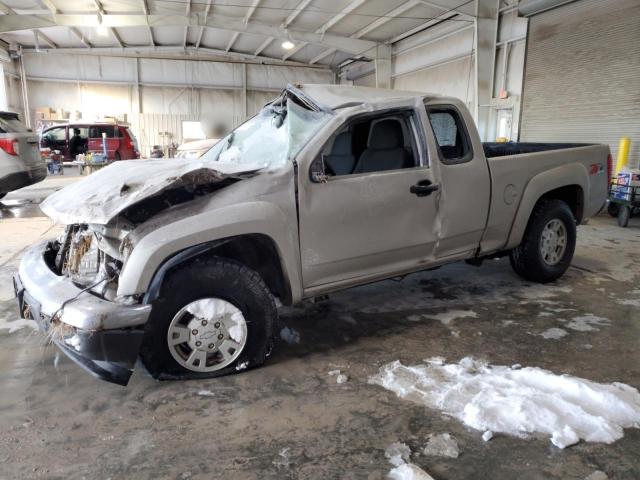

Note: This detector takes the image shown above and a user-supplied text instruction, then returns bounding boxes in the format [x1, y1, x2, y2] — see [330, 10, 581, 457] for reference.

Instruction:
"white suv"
[0, 112, 46, 200]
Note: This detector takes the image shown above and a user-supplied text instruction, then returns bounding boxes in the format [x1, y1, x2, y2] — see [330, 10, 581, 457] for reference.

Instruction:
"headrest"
[368, 120, 403, 149]
[331, 131, 352, 155]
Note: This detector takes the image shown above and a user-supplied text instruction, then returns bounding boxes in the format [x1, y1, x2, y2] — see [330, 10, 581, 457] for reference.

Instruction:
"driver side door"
[298, 107, 441, 290]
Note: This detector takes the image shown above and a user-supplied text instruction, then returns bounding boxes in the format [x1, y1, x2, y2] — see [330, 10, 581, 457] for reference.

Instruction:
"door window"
[313, 111, 422, 179]
[89, 125, 117, 138]
[427, 107, 472, 164]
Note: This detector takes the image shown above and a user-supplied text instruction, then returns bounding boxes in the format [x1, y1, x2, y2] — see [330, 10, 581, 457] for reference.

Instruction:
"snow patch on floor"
[279, 326, 300, 344]
[422, 433, 459, 458]
[385, 443, 434, 480]
[540, 327, 569, 340]
[425, 309, 478, 326]
[0, 317, 38, 334]
[564, 314, 610, 332]
[388, 463, 435, 480]
[370, 357, 640, 449]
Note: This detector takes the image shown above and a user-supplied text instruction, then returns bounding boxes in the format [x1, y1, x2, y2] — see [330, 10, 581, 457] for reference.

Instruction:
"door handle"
[410, 180, 440, 197]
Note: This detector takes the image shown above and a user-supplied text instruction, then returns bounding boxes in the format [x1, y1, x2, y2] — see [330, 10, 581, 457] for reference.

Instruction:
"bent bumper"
[14, 241, 152, 385]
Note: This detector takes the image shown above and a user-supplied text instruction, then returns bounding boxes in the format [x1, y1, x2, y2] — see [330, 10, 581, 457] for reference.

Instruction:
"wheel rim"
[167, 298, 248, 373]
[539, 218, 567, 266]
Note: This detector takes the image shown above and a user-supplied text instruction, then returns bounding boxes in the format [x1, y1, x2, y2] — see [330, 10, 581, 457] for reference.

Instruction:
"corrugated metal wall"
[520, 0, 640, 164]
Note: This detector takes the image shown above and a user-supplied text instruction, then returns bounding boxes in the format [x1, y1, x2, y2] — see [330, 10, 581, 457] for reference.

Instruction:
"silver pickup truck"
[14, 85, 610, 385]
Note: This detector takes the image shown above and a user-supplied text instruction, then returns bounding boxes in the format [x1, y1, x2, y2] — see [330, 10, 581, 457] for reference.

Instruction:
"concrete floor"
[1, 175, 639, 480]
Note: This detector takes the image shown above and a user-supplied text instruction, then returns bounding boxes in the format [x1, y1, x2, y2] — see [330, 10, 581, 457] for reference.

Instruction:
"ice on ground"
[584, 471, 608, 480]
[540, 327, 569, 340]
[273, 447, 292, 469]
[370, 357, 640, 449]
[385, 443, 435, 480]
[336, 374, 348, 384]
[423, 433, 459, 458]
[482, 430, 493, 442]
[0, 317, 38, 334]
[385, 442, 411, 467]
[279, 326, 300, 344]
[425, 309, 478, 326]
[388, 463, 435, 480]
[197, 390, 214, 397]
[618, 298, 640, 307]
[565, 314, 610, 332]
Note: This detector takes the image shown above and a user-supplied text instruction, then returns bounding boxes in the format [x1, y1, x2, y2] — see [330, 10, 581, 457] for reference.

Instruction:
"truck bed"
[483, 142, 592, 158]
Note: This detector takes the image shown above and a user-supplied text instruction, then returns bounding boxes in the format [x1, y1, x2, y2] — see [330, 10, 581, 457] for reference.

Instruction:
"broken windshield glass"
[201, 99, 331, 171]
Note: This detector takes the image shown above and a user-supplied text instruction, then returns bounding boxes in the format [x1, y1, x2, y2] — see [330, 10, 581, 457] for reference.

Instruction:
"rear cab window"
[426, 106, 472, 164]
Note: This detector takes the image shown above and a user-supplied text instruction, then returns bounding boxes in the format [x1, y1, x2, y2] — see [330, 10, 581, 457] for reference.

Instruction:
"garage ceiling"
[0, 0, 477, 67]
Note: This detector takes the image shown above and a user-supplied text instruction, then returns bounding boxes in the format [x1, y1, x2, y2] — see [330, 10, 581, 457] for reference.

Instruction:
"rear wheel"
[617, 206, 630, 228]
[510, 199, 576, 283]
[140, 257, 276, 379]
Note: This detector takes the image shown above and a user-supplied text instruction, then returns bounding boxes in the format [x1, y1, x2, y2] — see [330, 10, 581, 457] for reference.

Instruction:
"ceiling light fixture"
[281, 40, 295, 50]
[96, 26, 109, 37]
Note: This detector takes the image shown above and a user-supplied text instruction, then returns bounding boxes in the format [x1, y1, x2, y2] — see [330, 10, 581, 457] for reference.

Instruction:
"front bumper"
[14, 241, 152, 385]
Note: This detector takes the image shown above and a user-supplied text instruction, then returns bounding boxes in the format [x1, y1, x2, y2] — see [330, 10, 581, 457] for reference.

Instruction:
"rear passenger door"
[424, 102, 491, 259]
[298, 107, 441, 289]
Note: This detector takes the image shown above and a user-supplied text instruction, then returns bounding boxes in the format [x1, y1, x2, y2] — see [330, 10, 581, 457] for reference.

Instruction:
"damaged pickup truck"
[14, 84, 610, 385]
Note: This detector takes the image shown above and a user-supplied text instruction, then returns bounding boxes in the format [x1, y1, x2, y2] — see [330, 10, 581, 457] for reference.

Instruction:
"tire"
[617, 206, 630, 228]
[140, 256, 276, 380]
[509, 199, 576, 283]
[607, 202, 620, 217]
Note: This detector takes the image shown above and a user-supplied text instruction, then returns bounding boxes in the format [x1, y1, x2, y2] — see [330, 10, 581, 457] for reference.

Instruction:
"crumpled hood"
[41, 158, 263, 225]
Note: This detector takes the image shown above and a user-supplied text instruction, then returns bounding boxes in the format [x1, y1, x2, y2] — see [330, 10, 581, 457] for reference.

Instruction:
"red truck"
[40, 122, 140, 161]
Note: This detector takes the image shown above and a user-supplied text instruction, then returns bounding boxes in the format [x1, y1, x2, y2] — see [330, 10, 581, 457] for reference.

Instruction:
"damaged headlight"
[57, 224, 129, 301]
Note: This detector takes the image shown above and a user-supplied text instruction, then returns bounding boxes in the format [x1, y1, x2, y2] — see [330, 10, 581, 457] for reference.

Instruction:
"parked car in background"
[40, 122, 140, 162]
[0, 111, 47, 200]
[176, 138, 220, 159]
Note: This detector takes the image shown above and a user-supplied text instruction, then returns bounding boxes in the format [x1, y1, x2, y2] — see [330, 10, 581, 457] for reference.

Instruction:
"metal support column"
[240, 63, 247, 121]
[18, 51, 31, 128]
[374, 44, 392, 89]
[474, 0, 499, 141]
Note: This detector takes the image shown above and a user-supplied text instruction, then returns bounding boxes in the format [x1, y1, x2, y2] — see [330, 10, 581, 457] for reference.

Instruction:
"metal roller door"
[520, 0, 640, 162]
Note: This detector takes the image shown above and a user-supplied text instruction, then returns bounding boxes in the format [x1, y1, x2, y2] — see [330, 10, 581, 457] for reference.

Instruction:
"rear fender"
[505, 163, 588, 249]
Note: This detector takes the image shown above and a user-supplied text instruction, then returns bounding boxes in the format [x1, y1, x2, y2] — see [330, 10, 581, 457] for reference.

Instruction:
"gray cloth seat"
[352, 120, 412, 174]
[324, 132, 356, 176]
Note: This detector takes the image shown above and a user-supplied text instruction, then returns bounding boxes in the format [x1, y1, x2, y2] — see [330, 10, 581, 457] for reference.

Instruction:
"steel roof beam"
[282, 0, 370, 61]
[0, 13, 378, 56]
[254, 0, 312, 56]
[226, 0, 261, 52]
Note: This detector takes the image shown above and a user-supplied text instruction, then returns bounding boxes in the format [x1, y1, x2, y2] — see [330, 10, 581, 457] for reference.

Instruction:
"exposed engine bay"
[52, 224, 130, 302]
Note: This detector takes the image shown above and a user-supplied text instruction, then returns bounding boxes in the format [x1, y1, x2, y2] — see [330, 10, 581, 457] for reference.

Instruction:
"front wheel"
[140, 257, 276, 380]
[510, 199, 576, 283]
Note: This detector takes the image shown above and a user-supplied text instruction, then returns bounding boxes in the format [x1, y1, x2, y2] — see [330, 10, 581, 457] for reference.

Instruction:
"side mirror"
[309, 155, 329, 183]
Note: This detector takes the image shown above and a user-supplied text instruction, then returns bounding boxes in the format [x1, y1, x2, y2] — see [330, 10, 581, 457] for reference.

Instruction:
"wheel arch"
[506, 164, 588, 250]
[143, 234, 293, 306]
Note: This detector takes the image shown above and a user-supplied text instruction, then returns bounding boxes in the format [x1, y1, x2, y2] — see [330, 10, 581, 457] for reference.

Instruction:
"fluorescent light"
[96, 26, 109, 37]
[281, 40, 295, 50]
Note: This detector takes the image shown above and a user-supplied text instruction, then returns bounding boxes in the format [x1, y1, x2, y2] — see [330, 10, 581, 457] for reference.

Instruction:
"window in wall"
[182, 121, 206, 142]
[314, 111, 421, 179]
[427, 107, 472, 164]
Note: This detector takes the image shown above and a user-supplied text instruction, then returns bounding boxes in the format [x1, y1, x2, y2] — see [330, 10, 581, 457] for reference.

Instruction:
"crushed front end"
[14, 225, 151, 386]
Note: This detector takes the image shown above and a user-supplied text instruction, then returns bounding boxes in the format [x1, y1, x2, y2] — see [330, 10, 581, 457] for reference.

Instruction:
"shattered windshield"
[201, 98, 331, 170]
